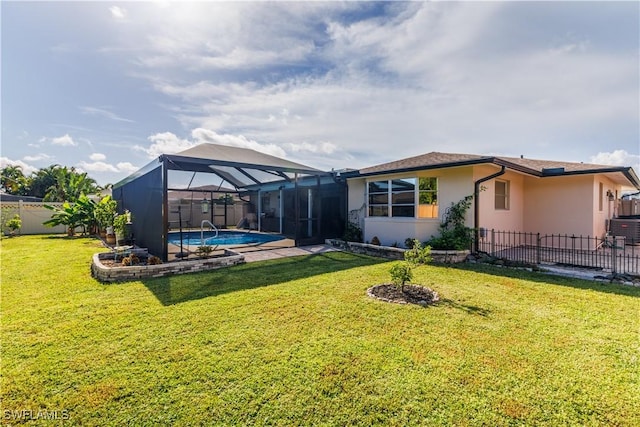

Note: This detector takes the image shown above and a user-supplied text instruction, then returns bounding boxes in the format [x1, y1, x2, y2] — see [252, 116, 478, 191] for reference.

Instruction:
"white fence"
[1, 200, 249, 236]
[1, 201, 67, 235]
[167, 202, 246, 230]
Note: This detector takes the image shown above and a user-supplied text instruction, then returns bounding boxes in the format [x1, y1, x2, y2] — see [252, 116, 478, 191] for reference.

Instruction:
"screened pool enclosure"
[112, 143, 346, 261]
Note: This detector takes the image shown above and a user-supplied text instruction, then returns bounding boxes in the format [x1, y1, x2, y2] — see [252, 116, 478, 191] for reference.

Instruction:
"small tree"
[390, 262, 413, 292]
[389, 239, 432, 292]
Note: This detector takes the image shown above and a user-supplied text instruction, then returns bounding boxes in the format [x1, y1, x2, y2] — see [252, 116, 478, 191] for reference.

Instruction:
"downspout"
[473, 165, 506, 252]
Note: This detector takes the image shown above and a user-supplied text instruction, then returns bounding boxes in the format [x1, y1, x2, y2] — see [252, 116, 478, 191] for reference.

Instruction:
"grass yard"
[1, 235, 639, 426]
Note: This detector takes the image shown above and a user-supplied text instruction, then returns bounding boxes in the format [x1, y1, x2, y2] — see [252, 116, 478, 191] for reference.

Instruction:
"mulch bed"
[367, 284, 440, 306]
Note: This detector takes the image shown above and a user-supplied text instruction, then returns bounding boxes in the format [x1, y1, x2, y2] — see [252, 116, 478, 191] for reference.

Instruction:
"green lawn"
[2, 235, 639, 426]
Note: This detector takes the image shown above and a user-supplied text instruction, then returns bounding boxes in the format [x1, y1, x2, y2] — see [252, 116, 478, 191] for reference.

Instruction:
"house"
[343, 152, 640, 247]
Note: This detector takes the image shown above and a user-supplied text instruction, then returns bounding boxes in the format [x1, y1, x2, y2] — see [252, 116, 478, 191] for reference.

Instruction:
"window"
[495, 180, 509, 210]
[368, 181, 389, 217]
[391, 178, 415, 217]
[598, 182, 603, 212]
[418, 177, 438, 218]
[368, 177, 437, 218]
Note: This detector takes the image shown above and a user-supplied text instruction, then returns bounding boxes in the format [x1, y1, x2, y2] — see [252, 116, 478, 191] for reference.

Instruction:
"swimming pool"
[168, 230, 284, 246]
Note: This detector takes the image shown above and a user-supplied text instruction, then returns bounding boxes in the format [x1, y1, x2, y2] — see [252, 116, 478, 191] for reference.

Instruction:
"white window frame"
[366, 177, 438, 218]
[495, 180, 510, 210]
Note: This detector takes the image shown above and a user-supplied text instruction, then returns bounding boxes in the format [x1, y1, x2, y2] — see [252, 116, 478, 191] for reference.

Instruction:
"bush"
[343, 222, 363, 243]
[5, 214, 22, 235]
[121, 254, 140, 266]
[196, 245, 214, 258]
[427, 195, 474, 250]
[371, 236, 381, 246]
[147, 256, 162, 265]
[404, 237, 417, 249]
[404, 239, 432, 266]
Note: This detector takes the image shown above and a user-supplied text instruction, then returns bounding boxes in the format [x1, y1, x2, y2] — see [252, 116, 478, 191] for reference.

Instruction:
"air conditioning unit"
[618, 199, 640, 217]
[609, 218, 640, 244]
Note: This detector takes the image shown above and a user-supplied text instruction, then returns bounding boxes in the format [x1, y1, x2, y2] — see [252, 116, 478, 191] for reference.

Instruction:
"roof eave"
[349, 157, 498, 179]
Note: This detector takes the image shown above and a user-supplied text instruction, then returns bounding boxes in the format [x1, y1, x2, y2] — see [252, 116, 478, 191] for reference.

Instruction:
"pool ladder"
[201, 220, 219, 246]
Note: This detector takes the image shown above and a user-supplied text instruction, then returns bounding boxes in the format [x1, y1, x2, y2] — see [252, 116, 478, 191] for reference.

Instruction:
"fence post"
[18, 200, 24, 236]
[491, 229, 495, 255]
[611, 237, 618, 274]
[536, 233, 541, 265]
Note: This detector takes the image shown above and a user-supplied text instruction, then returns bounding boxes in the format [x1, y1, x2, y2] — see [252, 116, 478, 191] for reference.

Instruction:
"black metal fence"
[476, 230, 640, 276]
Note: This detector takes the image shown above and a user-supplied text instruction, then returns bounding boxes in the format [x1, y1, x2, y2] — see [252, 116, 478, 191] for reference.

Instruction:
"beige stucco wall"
[592, 175, 619, 236]
[349, 167, 477, 246]
[347, 178, 366, 214]
[523, 175, 587, 235]
[348, 164, 628, 246]
[474, 165, 525, 233]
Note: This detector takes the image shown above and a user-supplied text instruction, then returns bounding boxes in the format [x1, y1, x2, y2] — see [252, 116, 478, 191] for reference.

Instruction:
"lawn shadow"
[436, 298, 491, 316]
[448, 262, 640, 298]
[142, 251, 390, 306]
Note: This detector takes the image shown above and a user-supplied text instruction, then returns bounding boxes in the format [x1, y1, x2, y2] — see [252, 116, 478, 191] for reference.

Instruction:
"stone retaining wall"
[325, 239, 469, 263]
[91, 250, 245, 283]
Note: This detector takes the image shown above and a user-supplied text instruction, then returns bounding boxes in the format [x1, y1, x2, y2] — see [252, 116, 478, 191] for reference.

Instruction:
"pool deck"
[167, 236, 340, 263]
[241, 244, 340, 263]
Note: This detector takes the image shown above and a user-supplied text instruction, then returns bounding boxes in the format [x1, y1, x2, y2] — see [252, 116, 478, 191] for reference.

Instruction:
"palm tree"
[44, 166, 99, 202]
[0, 165, 28, 195]
[28, 165, 61, 199]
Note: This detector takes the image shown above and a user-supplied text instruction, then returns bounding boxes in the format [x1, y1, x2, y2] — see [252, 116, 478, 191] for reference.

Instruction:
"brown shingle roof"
[495, 155, 618, 174]
[359, 152, 487, 175]
[359, 151, 626, 175]
[353, 151, 640, 189]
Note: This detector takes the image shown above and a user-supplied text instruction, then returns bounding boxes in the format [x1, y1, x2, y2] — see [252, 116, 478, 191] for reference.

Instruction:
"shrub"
[371, 236, 381, 246]
[389, 262, 413, 292]
[121, 254, 140, 266]
[404, 237, 417, 249]
[343, 222, 363, 243]
[5, 214, 22, 235]
[404, 239, 432, 266]
[196, 245, 214, 258]
[427, 195, 474, 250]
[147, 256, 162, 265]
[94, 195, 117, 231]
[43, 194, 97, 236]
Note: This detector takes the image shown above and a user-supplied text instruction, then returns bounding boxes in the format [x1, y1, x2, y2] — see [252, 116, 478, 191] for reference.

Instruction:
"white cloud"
[0, 157, 38, 175]
[80, 106, 134, 123]
[130, 2, 637, 170]
[77, 160, 140, 174]
[136, 132, 195, 158]
[285, 141, 338, 155]
[191, 128, 287, 158]
[109, 6, 127, 20]
[77, 161, 119, 173]
[90, 153, 107, 161]
[591, 150, 640, 170]
[51, 134, 77, 146]
[116, 162, 139, 174]
[23, 153, 52, 162]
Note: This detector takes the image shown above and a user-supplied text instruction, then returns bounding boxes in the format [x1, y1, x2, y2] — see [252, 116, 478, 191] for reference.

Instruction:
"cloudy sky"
[2, 1, 639, 186]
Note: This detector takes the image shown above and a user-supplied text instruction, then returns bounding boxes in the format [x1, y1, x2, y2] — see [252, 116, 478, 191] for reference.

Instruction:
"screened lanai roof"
[162, 143, 326, 189]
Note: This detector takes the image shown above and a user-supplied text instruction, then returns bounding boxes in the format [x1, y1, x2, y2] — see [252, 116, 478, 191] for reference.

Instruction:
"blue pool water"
[168, 230, 284, 246]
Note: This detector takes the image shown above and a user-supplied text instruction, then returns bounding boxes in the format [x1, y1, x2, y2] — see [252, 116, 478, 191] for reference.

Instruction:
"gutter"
[473, 165, 506, 252]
